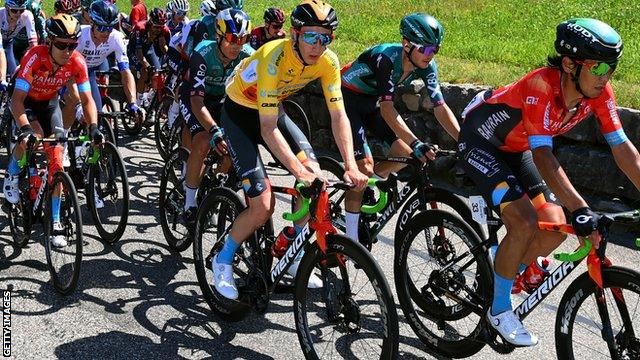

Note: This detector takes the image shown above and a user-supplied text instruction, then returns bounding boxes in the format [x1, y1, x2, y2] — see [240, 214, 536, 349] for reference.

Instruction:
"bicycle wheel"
[395, 188, 487, 243]
[98, 116, 117, 147]
[294, 233, 399, 359]
[394, 209, 491, 358]
[154, 96, 174, 160]
[159, 147, 191, 252]
[283, 98, 311, 140]
[193, 186, 257, 322]
[101, 97, 120, 144]
[44, 171, 83, 295]
[122, 108, 142, 136]
[87, 141, 130, 244]
[7, 171, 32, 248]
[555, 266, 640, 359]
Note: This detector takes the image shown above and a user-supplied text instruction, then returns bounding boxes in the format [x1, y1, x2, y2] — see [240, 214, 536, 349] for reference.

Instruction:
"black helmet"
[46, 13, 81, 40]
[290, 0, 337, 31]
[555, 18, 623, 65]
[148, 7, 167, 26]
[264, 8, 285, 24]
[89, 0, 119, 26]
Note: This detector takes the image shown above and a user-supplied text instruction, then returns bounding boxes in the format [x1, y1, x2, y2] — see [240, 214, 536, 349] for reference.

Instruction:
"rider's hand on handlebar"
[571, 207, 602, 249]
[410, 139, 437, 163]
[208, 126, 228, 155]
[343, 168, 368, 192]
[88, 123, 104, 145]
[297, 166, 323, 188]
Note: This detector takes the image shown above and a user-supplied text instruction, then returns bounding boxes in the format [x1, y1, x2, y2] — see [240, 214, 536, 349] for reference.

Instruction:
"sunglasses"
[9, 8, 24, 14]
[269, 23, 283, 30]
[52, 41, 78, 51]
[574, 60, 616, 77]
[410, 41, 439, 56]
[223, 33, 250, 45]
[174, 10, 186, 16]
[93, 24, 113, 33]
[300, 31, 334, 46]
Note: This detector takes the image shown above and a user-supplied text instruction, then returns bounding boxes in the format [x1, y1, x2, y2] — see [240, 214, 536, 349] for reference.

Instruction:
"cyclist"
[61, 0, 141, 130]
[340, 13, 460, 242]
[213, 0, 368, 300]
[128, 0, 147, 25]
[77, 0, 92, 25]
[13, 0, 46, 62]
[180, 8, 253, 229]
[165, 0, 189, 36]
[2, 14, 102, 247]
[127, 7, 169, 107]
[456, 18, 640, 346]
[1, 0, 36, 75]
[249, 7, 286, 50]
[214, 0, 242, 12]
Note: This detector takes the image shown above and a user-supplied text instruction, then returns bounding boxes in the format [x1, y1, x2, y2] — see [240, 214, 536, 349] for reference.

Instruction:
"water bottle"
[271, 226, 297, 258]
[28, 167, 42, 201]
[512, 257, 550, 294]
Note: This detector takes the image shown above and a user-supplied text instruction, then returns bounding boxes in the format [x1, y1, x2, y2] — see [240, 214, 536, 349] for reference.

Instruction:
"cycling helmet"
[215, 8, 251, 37]
[290, 0, 337, 31]
[26, 0, 42, 13]
[264, 7, 284, 24]
[46, 13, 81, 39]
[5, 0, 27, 9]
[200, 0, 216, 16]
[80, 0, 91, 10]
[400, 13, 444, 46]
[149, 7, 167, 26]
[170, 0, 189, 13]
[89, 0, 119, 26]
[215, 0, 243, 11]
[54, 0, 75, 13]
[555, 18, 623, 64]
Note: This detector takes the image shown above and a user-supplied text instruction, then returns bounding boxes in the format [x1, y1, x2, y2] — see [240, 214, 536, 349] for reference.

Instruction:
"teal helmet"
[555, 18, 623, 65]
[26, 0, 42, 13]
[215, 0, 243, 11]
[400, 13, 444, 46]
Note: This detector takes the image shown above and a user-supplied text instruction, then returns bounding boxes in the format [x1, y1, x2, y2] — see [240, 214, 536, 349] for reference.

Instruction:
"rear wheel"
[159, 147, 191, 252]
[87, 142, 130, 244]
[7, 170, 32, 248]
[154, 96, 174, 160]
[283, 99, 311, 140]
[44, 171, 83, 295]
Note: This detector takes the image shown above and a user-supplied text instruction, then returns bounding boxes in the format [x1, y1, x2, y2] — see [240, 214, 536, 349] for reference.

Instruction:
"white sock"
[184, 185, 198, 210]
[345, 211, 360, 241]
[168, 100, 180, 127]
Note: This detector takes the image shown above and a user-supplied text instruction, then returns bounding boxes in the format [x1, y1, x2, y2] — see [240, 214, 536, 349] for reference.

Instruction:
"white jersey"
[76, 25, 129, 70]
[178, 19, 199, 50]
[0, 7, 35, 42]
[169, 31, 181, 50]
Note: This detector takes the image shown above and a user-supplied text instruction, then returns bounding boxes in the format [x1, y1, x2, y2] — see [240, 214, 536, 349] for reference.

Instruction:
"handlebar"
[17, 135, 90, 167]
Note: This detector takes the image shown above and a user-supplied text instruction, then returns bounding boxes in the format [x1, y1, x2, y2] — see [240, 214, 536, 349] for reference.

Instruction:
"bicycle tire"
[395, 188, 486, 243]
[283, 98, 311, 140]
[159, 147, 192, 252]
[87, 141, 130, 244]
[98, 116, 117, 148]
[7, 170, 32, 248]
[122, 105, 142, 136]
[101, 96, 120, 144]
[44, 171, 83, 295]
[394, 209, 491, 358]
[294, 233, 399, 359]
[154, 96, 174, 160]
[555, 266, 640, 359]
[193, 186, 253, 322]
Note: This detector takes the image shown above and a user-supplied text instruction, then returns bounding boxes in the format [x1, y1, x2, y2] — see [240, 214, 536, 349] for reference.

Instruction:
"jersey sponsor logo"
[516, 261, 576, 317]
[525, 96, 538, 105]
[329, 97, 342, 102]
[240, 59, 259, 83]
[464, 148, 500, 177]
[268, 63, 277, 76]
[426, 73, 440, 98]
[341, 66, 369, 83]
[261, 102, 277, 108]
[477, 110, 511, 140]
[606, 99, 620, 125]
[543, 102, 552, 131]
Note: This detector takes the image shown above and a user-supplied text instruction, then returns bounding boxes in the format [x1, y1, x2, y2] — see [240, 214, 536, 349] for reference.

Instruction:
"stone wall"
[286, 80, 640, 211]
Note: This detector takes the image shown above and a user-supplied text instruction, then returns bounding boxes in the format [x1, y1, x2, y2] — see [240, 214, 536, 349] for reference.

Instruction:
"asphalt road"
[1, 131, 640, 359]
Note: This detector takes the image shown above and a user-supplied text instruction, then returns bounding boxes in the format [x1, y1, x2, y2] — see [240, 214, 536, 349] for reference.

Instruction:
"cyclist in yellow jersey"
[213, 0, 368, 300]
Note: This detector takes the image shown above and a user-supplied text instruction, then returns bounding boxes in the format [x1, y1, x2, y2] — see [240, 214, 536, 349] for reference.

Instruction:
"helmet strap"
[292, 30, 310, 67]
[216, 35, 232, 64]
[404, 45, 420, 68]
[570, 63, 591, 98]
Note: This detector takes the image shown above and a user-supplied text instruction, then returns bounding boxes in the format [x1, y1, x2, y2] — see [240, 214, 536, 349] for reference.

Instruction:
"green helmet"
[555, 18, 623, 65]
[215, 0, 243, 11]
[26, 0, 42, 13]
[400, 13, 444, 46]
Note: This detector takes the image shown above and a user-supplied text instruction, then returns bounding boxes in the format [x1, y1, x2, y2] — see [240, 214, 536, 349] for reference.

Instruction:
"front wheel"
[87, 142, 130, 244]
[555, 266, 640, 359]
[44, 171, 83, 295]
[159, 147, 191, 252]
[154, 96, 174, 160]
[294, 234, 399, 359]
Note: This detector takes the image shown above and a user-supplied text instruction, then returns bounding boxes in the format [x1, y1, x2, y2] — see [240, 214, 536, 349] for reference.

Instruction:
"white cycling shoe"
[93, 186, 104, 209]
[50, 222, 67, 248]
[487, 309, 538, 347]
[287, 256, 323, 289]
[3, 174, 20, 204]
[212, 254, 239, 300]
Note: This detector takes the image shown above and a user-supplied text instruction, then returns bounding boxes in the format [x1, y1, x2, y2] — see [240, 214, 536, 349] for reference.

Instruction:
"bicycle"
[192, 178, 399, 359]
[159, 146, 236, 252]
[65, 121, 130, 244]
[315, 150, 483, 250]
[4, 135, 83, 294]
[394, 194, 640, 358]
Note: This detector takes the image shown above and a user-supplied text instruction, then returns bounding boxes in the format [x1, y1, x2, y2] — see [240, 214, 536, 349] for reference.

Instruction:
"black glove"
[571, 207, 600, 237]
[410, 139, 435, 159]
[89, 123, 103, 145]
[17, 124, 35, 142]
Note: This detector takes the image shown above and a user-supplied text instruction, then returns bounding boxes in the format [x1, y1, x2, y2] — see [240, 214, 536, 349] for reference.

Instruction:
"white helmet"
[200, 0, 216, 16]
[171, 0, 189, 13]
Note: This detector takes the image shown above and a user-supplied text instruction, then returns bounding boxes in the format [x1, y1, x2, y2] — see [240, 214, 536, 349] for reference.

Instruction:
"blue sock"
[293, 224, 304, 260]
[51, 197, 61, 223]
[491, 272, 514, 316]
[8, 155, 21, 175]
[518, 263, 527, 274]
[217, 234, 240, 265]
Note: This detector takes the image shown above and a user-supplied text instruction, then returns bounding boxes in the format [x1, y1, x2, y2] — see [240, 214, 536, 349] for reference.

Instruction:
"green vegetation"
[43, 0, 640, 107]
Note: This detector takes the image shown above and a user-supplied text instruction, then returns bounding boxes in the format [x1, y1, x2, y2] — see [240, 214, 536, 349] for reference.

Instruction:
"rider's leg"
[345, 158, 372, 240]
[183, 131, 210, 210]
[521, 197, 567, 264]
[374, 138, 412, 177]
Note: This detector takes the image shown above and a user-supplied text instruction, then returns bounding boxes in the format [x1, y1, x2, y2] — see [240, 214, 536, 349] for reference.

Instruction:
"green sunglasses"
[575, 60, 616, 77]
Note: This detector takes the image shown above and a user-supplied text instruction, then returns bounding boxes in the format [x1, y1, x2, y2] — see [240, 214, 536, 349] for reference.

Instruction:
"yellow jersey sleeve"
[318, 49, 344, 111]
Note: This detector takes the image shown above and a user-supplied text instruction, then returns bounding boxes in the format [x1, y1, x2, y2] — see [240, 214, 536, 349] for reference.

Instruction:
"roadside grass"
[43, 0, 640, 107]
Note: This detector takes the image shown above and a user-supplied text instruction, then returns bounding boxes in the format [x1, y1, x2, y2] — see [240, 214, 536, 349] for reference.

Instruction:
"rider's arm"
[10, 88, 29, 128]
[113, 32, 137, 104]
[612, 141, 640, 190]
[24, 11, 37, 48]
[328, 107, 358, 172]
[121, 70, 137, 104]
[0, 49, 6, 81]
[433, 103, 460, 140]
[420, 61, 459, 140]
[74, 56, 97, 126]
[189, 52, 216, 130]
[532, 147, 587, 212]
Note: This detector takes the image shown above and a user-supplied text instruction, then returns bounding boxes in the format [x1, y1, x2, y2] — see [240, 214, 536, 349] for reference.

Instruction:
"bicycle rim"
[294, 234, 399, 359]
[159, 147, 191, 252]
